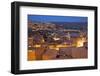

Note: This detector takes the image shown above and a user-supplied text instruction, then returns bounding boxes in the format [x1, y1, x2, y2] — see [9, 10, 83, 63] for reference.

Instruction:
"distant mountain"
[51, 22, 87, 30]
[28, 21, 87, 31]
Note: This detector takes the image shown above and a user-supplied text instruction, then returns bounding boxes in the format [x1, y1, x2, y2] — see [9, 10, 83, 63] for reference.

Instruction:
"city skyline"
[28, 15, 88, 61]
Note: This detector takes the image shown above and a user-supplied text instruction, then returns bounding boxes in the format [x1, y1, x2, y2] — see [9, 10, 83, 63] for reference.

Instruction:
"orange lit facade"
[28, 35, 87, 61]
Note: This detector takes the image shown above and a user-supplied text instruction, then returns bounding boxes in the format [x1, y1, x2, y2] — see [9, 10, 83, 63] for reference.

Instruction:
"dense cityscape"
[28, 21, 88, 61]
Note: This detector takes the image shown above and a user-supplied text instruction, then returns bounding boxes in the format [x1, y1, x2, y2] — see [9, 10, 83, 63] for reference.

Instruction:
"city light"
[53, 37, 60, 41]
[76, 38, 86, 47]
[34, 45, 41, 48]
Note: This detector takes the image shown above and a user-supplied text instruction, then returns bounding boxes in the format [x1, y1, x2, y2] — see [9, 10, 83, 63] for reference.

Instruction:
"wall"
[0, 0, 99, 76]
